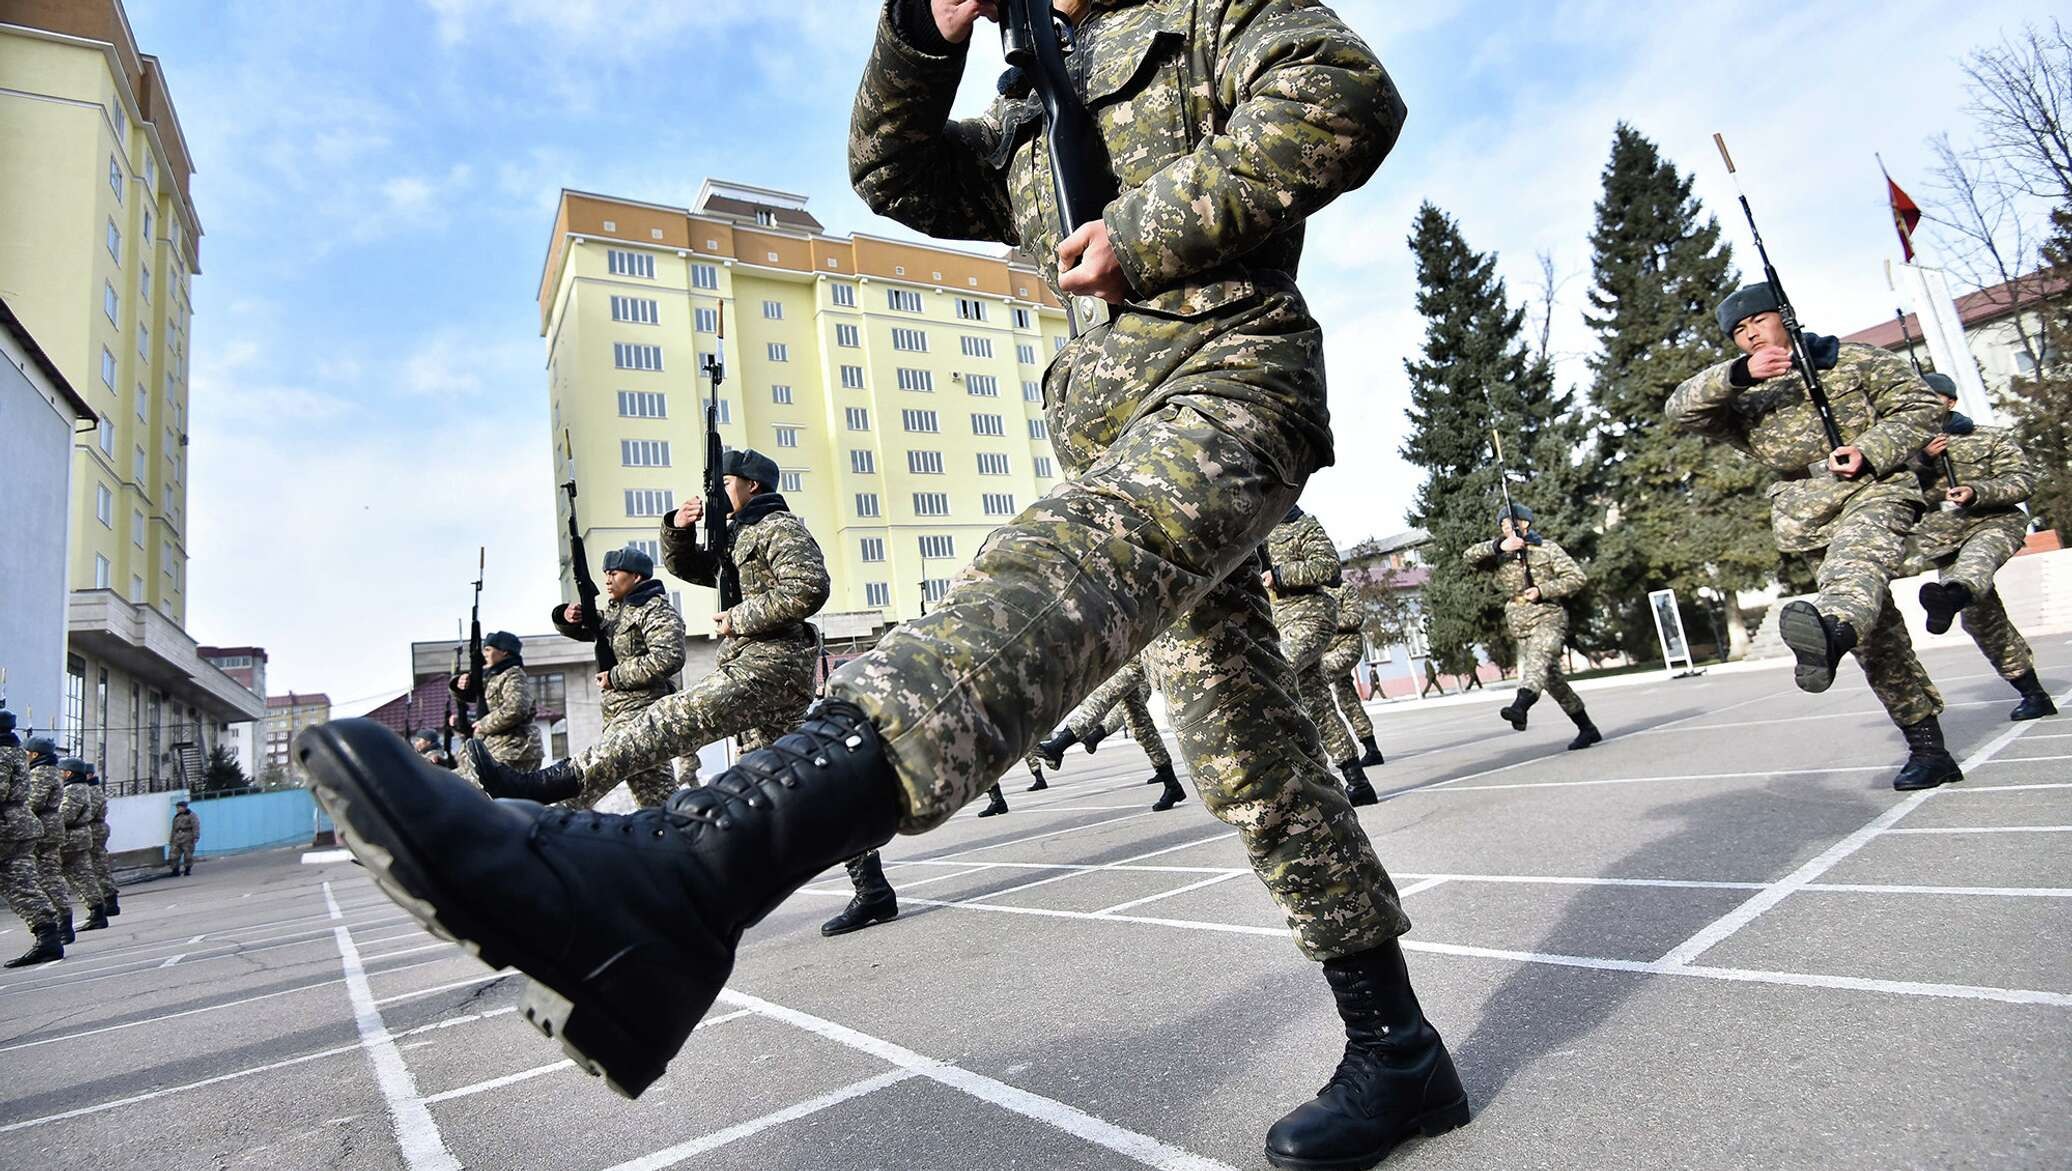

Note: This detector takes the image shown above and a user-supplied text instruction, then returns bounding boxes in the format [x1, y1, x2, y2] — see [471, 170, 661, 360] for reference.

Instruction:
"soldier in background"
[1906, 374, 2057, 722]
[58, 758, 106, 932]
[1323, 582, 1385, 766]
[1670, 285, 1950, 789]
[84, 761, 116, 909]
[410, 728, 456, 770]
[1463, 504, 1601, 750]
[551, 544, 688, 808]
[1266, 508, 1380, 806]
[452, 631, 544, 776]
[1035, 657, 1186, 812]
[1, 711, 62, 968]
[21, 736, 72, 945]
[168, 800, 199, 877]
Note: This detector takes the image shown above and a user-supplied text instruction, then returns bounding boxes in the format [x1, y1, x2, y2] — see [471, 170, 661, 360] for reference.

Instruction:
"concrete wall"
[0, 329, 77, 732]
[107, 787, 183, 857]
[187, 788, 320, 856]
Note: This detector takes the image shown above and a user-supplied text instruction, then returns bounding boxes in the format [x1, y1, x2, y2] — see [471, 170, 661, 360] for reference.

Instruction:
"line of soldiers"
[2, 710, 122, 968]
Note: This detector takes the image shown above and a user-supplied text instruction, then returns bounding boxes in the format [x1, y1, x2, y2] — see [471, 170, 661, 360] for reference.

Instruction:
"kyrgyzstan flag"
[1883, 164, 1922, 262]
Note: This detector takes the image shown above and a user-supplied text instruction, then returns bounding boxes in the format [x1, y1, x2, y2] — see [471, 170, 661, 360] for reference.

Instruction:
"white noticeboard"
[1649, 589, 1695, 675]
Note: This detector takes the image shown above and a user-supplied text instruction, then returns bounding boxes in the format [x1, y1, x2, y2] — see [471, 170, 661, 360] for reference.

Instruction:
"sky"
[123, 0, 2055, 713]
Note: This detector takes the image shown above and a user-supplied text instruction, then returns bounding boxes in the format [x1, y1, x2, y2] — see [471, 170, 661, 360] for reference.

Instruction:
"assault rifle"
[1893, 308, 1964, 506]
[1713, 134, 1847, 455]
[1489, 427, 1536, 592]
[450, 549, 486, 736]
[441, 638, 458, 753]
[1001, 0, 1118, 338]
[558, 429, 617, 672]
[700, 302, 742, 610]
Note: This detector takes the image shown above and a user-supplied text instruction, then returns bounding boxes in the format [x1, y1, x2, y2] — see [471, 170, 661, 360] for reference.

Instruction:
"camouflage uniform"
[87, 782, 115, 902]
[27, 758, 70, 916]
[0, 745, 55, 932]
[1668, 341, 1945, 728]
[553, 579, 688, 809]
[1463, 536, 1589, 716]
[60, 775, 99, 909]
[1904, 424, 2039, 681]
[1266, 511, 1359, 767]
[1062, 658, 1172, 769]
[464, 662, 544, 773]
[840, 0, 1410, 959]
[1322, 583, 1375, 741]
[169, 808, 199, 873]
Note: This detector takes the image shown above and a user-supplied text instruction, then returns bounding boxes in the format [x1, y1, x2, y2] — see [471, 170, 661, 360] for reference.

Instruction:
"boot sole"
[1358, 753, 1385, 767]
[1778, 602, 1837, 694]
[1893, 760, 1964, 791]
[1264, 1095, 1472, 1170]
[820, 902, 899, 937]
[1918, 583, 1958, 636]
[1499, 708, 1526, 732]
[2010, 701, 2057, 722]
[298, 725, 678, 1098]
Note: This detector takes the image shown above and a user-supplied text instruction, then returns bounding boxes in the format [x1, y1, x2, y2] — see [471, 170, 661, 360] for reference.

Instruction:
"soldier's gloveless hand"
[1500, 535, 1527, 553]
[564, 603, 584, 624]
[1057, 221, 1131, 305]
[676, 498, 703, 528]
[1925, 434, 1950, 458]
[713, 612, 734, 637]
[1827, 445, 1868, 480]
[596, 671, 613, 691]
[931, 0, 998, 44]
[1746, 345, 1793, 381]
[1946, 485, 1977, 507]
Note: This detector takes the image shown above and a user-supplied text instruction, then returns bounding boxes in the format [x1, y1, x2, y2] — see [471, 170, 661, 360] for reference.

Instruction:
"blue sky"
[125, 0, 2054, 710]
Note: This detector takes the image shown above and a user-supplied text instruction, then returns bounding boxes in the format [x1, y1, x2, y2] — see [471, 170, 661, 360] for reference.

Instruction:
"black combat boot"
[1567, 711, 1602, 751]
[1357, 735, 1384, 768]
[4, 923, 64, 968]
[977, 785, 1010, 817]
[59, 909, 75, 945]
[1918, 581, 1975, 636]
[2007, 670, 2057, 722]
[821, 850, 899, 937]
[467, 740, 582, 803]
[1339, 760, 1379, 808]
[297, 705, 901, 1098]
[1498, 688, 1537, 732]
[1035, 728, 1078, 771]
[1080, 724, 1110, 754]
[1778, 600, 1857, 694]
[1892, 716, 1963, 791]
[81, 903, 109, 930]
[1264, 940, 1471, 1170]
[105, 890, 119, 916]
[1149, 763, 1187, 812]
[1026, 766, 1048, 792]
[169, 862, 180, 876]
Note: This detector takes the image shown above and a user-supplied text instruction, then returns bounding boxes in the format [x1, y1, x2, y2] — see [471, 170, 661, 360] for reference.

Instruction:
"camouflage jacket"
[1265, 510, 1342, 628]
[1464, 535, 1586, 639]
[471, 661, 542, 763]
[27, 760, 64, 840]
[0, 744, 39, 841]
[1907, 424, 2036, 559]
[662, 493, 829, 654]
[851, 0, 1406, 474]
[552, 578, 687, 721]
[1328, 583, 1362, 635]
[61, 779, 94, 851]
[170, 810, 199, 847]
[1666, 341, 1942, 552]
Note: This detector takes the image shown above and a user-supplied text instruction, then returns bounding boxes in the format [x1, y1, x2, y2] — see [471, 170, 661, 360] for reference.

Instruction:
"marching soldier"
[58, 759, 106, 932]
[84, 761, 116, 907]
[1670, 284, 1951, 788]
[410, 728, 456, 769]
[303, 5, 1466, 1167]
[551, 544, 689, 808]
[1, 711, 62, 968]
[21, 736, 72, 944]
[1906, 374, 2057, 721]
[1323, 582, 1385, 765]
[1035, 657, 1187, 811]
[452, 631, 544, 775]
[1462, 504, 1601, 750]
[1266, 508, 1380, 806]
[168, 800, 199, 877]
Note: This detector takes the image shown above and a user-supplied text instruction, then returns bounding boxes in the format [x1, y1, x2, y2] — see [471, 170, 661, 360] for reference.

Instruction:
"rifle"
[1489, 427, 1536, 592]
[559, 428, 617, 672]
[451, 549, 486, 736]
[441, 640, 457, 752]
[1001, 0, 1118, 339]
[699, 301, 742, 610]
[1713, 134, 1847, 455]
[1893, 308, 1964, 506]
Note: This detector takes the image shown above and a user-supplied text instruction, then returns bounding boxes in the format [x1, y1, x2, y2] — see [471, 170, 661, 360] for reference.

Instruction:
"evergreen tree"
[198, 743, 248, 797]
[1585, 124, 1772, 660]
[1403, 203, 1592, 672]
[2002, 204, 2072, 535]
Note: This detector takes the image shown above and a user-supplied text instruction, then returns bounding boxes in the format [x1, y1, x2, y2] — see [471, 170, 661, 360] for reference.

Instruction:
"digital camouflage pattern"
[88, 784, 115, 902]
[60, 776, 99, 906]
[1322, 586, 1374, 741]
[169, 807, 199, 872]
[0, 745, 55, 929]
[26, 760, 68, 914]
[838, 0, 1409, 958]
[571, 500, 829, 781]
[1905, 425, 2040, 681]
[1062, 657, 1173, 769]
[1463, 536, 1589, 715]
[1267, 512, 1358, 765]
[1806, 495, 1944, 727]
[554, 581, 688, 809]
[468, 663, 543, 772]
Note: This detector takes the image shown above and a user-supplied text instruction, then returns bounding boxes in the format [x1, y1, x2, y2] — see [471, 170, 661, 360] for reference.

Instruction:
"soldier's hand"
[563, 603, 584, 625]
[932, 0, 998, 44]
[1523, 587, 1542, 603]
[1925, 434, 1950, 458]
[454, 672, 471, 692]
[1500, 535, 1527, 553]
[1057, 220, 1131, 305]
[1946, 485, 1977, 507]
[595, 670, 612, 691]
[1747, 345, 1793, 381]
[677, 498, 703, 528]
[447, 713, 460, 730]
[714, 611, 735, 637]
[1827, 445, 1868, 479]
[1259, 570, 1275, 591]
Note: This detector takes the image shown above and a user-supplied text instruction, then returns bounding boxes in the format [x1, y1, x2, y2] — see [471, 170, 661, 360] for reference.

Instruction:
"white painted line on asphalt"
[1801, 882, 2072, 898]
[34, 904, 411, 969]
[303, 849, 354, 864]
[925, 811, 1156, 862]
[356, 941, 460, 963]
[962, 831, 1242, 904]
[721, 990, 1242, 1171]
[1424, 766, 1891, 795]
[188, 934, 205, 944]
[1978, 754, 2072, 763]
[890, 859, 1240, 875]
[158, 954, 184, 968]
[1943, 783, 2072, 792]
[0, 1038, 369, 1134]
[372, 971, 509, 1007]
[804, 863, 1004, 898]
[2022, 733, 2072, 739]
[0, 913, 417, 995]
[1394, 877, 1453, 897]
[323, 881, 459, 1171]
[1093, 872, 1248, 916]
[1025, 803, 1151, 812]
[420, 1059, 576, 1105]
[601, 1070, 920, 1171]
[1635, 698, 2004, 736]
[1884, 825, 2072, 834]
[1398, 872, 1762, 892]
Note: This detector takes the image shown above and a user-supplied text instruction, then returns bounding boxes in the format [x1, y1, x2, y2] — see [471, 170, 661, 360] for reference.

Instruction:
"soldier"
[1034, 657, 1188, 811]
[1462, 504, 1602, 750]
[975, 782, 1011, 817]
[1670, 284, 1952, 789]
[84, 761, 117, 906]
[1323, 582, 1386, 766]
[409, 728, 456, 770]
[1021, 747, 1051, 792]
[551, 545, 690, 808]
[1906, 374, 2057, 721]
[1265, 508, 1380, 806]
[168, 800, 199, 877]
[21, 736, 73, 942]
[1, 711, 62, 968]
[303, 5, 1465, 1166]
[452, 631, 544, 776]
[58, 758, 106, 932]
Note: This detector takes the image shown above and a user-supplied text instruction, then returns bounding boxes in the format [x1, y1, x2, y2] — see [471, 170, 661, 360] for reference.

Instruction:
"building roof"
[267, 692, 331, 709]
[1842, 269, 2069, 350]
[363, 677, 457, 739]
[197, 645, 267, 660]
[0, 296, 93, 420]
[1344, 529, 1430, 559]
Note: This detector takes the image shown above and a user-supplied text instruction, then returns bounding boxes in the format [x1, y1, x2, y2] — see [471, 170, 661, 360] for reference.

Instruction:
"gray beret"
[0, 710, 13, 734]
[1715, 283, 1780, 336]
[1496, 502, 1535, 524]
[720, 448, 781, 490]
[485, 631, 523, 654]
[58, 757, 89, 774]
[24, 736, 57, 757]
[1923, 372, 1959, 398]
[603, 545, 655, 578]
[409, 728, 438, 744]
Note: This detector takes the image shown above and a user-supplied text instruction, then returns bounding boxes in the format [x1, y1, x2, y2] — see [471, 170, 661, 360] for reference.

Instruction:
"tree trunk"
[1723, 591, 1751, 661]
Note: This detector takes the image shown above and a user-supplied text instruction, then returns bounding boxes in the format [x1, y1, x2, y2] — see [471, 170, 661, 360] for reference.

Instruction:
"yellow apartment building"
[539, 181, 1070, 626]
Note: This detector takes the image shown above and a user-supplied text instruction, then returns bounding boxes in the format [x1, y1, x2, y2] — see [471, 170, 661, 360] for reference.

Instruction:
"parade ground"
[2, 639, 2067, 1171]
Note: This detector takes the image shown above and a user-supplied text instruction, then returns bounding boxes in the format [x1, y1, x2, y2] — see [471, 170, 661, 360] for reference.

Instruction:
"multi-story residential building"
[261, 693, 330, 785]
[1, 1, 261, 790]
[198, 645, 267, 770]
[539, 181, 1070, 627]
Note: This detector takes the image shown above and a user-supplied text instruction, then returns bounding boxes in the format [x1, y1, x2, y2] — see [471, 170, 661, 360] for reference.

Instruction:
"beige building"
[261, 693, 331, 786]
[539, 181, 1071, 629]
[1843, 269, 2066, 403]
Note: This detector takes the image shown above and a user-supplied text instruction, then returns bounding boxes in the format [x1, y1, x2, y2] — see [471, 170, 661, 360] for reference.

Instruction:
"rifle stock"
[1002, 0, 1118, 338]
[560, 429, 617, 672]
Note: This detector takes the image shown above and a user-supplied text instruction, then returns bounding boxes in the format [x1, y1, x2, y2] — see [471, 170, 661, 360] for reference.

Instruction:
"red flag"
[1884, 167, 1921, 262]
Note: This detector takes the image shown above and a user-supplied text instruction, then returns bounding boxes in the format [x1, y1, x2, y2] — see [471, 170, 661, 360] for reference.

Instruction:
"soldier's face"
[1732, 311, 1788, 355]
[603, 568, 638, 600]
[723, 475, 756, 511]
[485, 646, 509, 666]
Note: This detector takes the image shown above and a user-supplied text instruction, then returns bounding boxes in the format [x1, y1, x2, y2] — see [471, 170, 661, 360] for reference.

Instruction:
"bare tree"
[1961, 21, 2072, 206]
[1926, 132, 2047, 370]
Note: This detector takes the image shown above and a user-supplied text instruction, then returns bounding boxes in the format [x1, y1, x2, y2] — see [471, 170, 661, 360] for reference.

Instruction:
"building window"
[109, 153, 124, 199]
[131, 573, 143, 601]
[532, 672, 567, 714]
[1028, 419, 1050, 440]
[762, 300, 784, 320]
[956, 297, 986, 321]
[960, 335, 993, 358]
[613, 343, 664, 371]
[835, 323, 860, 348]
[1055, 336, 1067, 353]
[691, 263, 720, 289]
[919, 535, 956, 559]
[901, 409, 939, 434]
[143, 208, 152, 244]
[1034, 456, 1056, 478]
[966, 374, 999, 397]
[892, 328, 928, 352]
[140, 262, 151, 304]
[983, 493, 1017, 516]
[695, 307, 719, 333]
[971, 413, 1005, 437]
[831, 283, 856, 307]
[624, 488, 675, 516]
[767, 342, 789, 362]
[855, 492, 880, 518]
[780, 470, 803, 493]
[64, 656, 87, 756]
[913, 492, 951, 517]
[775, 425, 802, 448]
[850, 448, 876, 474]
[711, 397, 733, 424]
[618, 390, 667, 418]
[771, 384, 794, 405]
[922, 578, 950, 602]
[840, 364, 866, 389]
[908, 450, 945, 475]
[1023, 380, 1042, 403]
[845, 407, 870, 431]
[138, 322, 149, 358]
[135, 383, 147, 421]
[105, 282, 119, 325]
[865, 581, 890, 607]
[610, 295, 660, 324]
[97, 415, 113, 454]
[860, 537, 886, 563]
[1013, 307, 1033, 330]
[621, 439, 671, 467]
[107, 219, 121, 264]
[896, 368, 933, 392]
[96, 483, 113, 526]
[102, 348, 117, 390]
[134, 445, 146, 480]
[1017, 343, 1037, 365]
[976, 451, 1010, 476]
[94, 554, 111, 589]
[606, 249, 656, 279]
[887, 288, 923, 313]
[133, 509, 144, 546]
[755, 208, 775, 226]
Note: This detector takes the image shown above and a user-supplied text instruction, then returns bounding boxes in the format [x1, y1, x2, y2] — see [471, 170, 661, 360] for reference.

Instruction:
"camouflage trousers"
[62, 847, 100, 910]
[1063, 661, 1171, 770]
[1513, 615, 1585, 717]
[577, 637, 814, 782]
[92, 824, 115, 902]
[1323, 631, 1375, 741]
[34, 840, 69, 913]
[0, 837, 56, 929]
[571, 698, 682, 811]
[169, 842, 195, 871]
[829, 393, 1407, 961]
[1806, 495, 1942, 727]
[1276, 594, 1361, 767]
[1928, 526, 2034, 681]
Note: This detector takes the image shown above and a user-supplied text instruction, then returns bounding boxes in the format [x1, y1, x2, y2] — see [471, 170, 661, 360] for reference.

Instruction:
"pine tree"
[1585, 124, 1772, 660]
[2001, 204, 2072, 536]
[198, 743, 248, 797]
[1403, 203, 1592, 672]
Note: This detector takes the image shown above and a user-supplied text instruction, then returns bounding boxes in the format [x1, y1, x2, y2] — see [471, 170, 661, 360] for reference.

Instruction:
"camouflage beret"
[720, 448, 781, 490]
[485, 631, 523, 655]
[1715, 283, 1780, 336]
[603, 545, 655, 578]
[1923, 372, 1959, 398]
